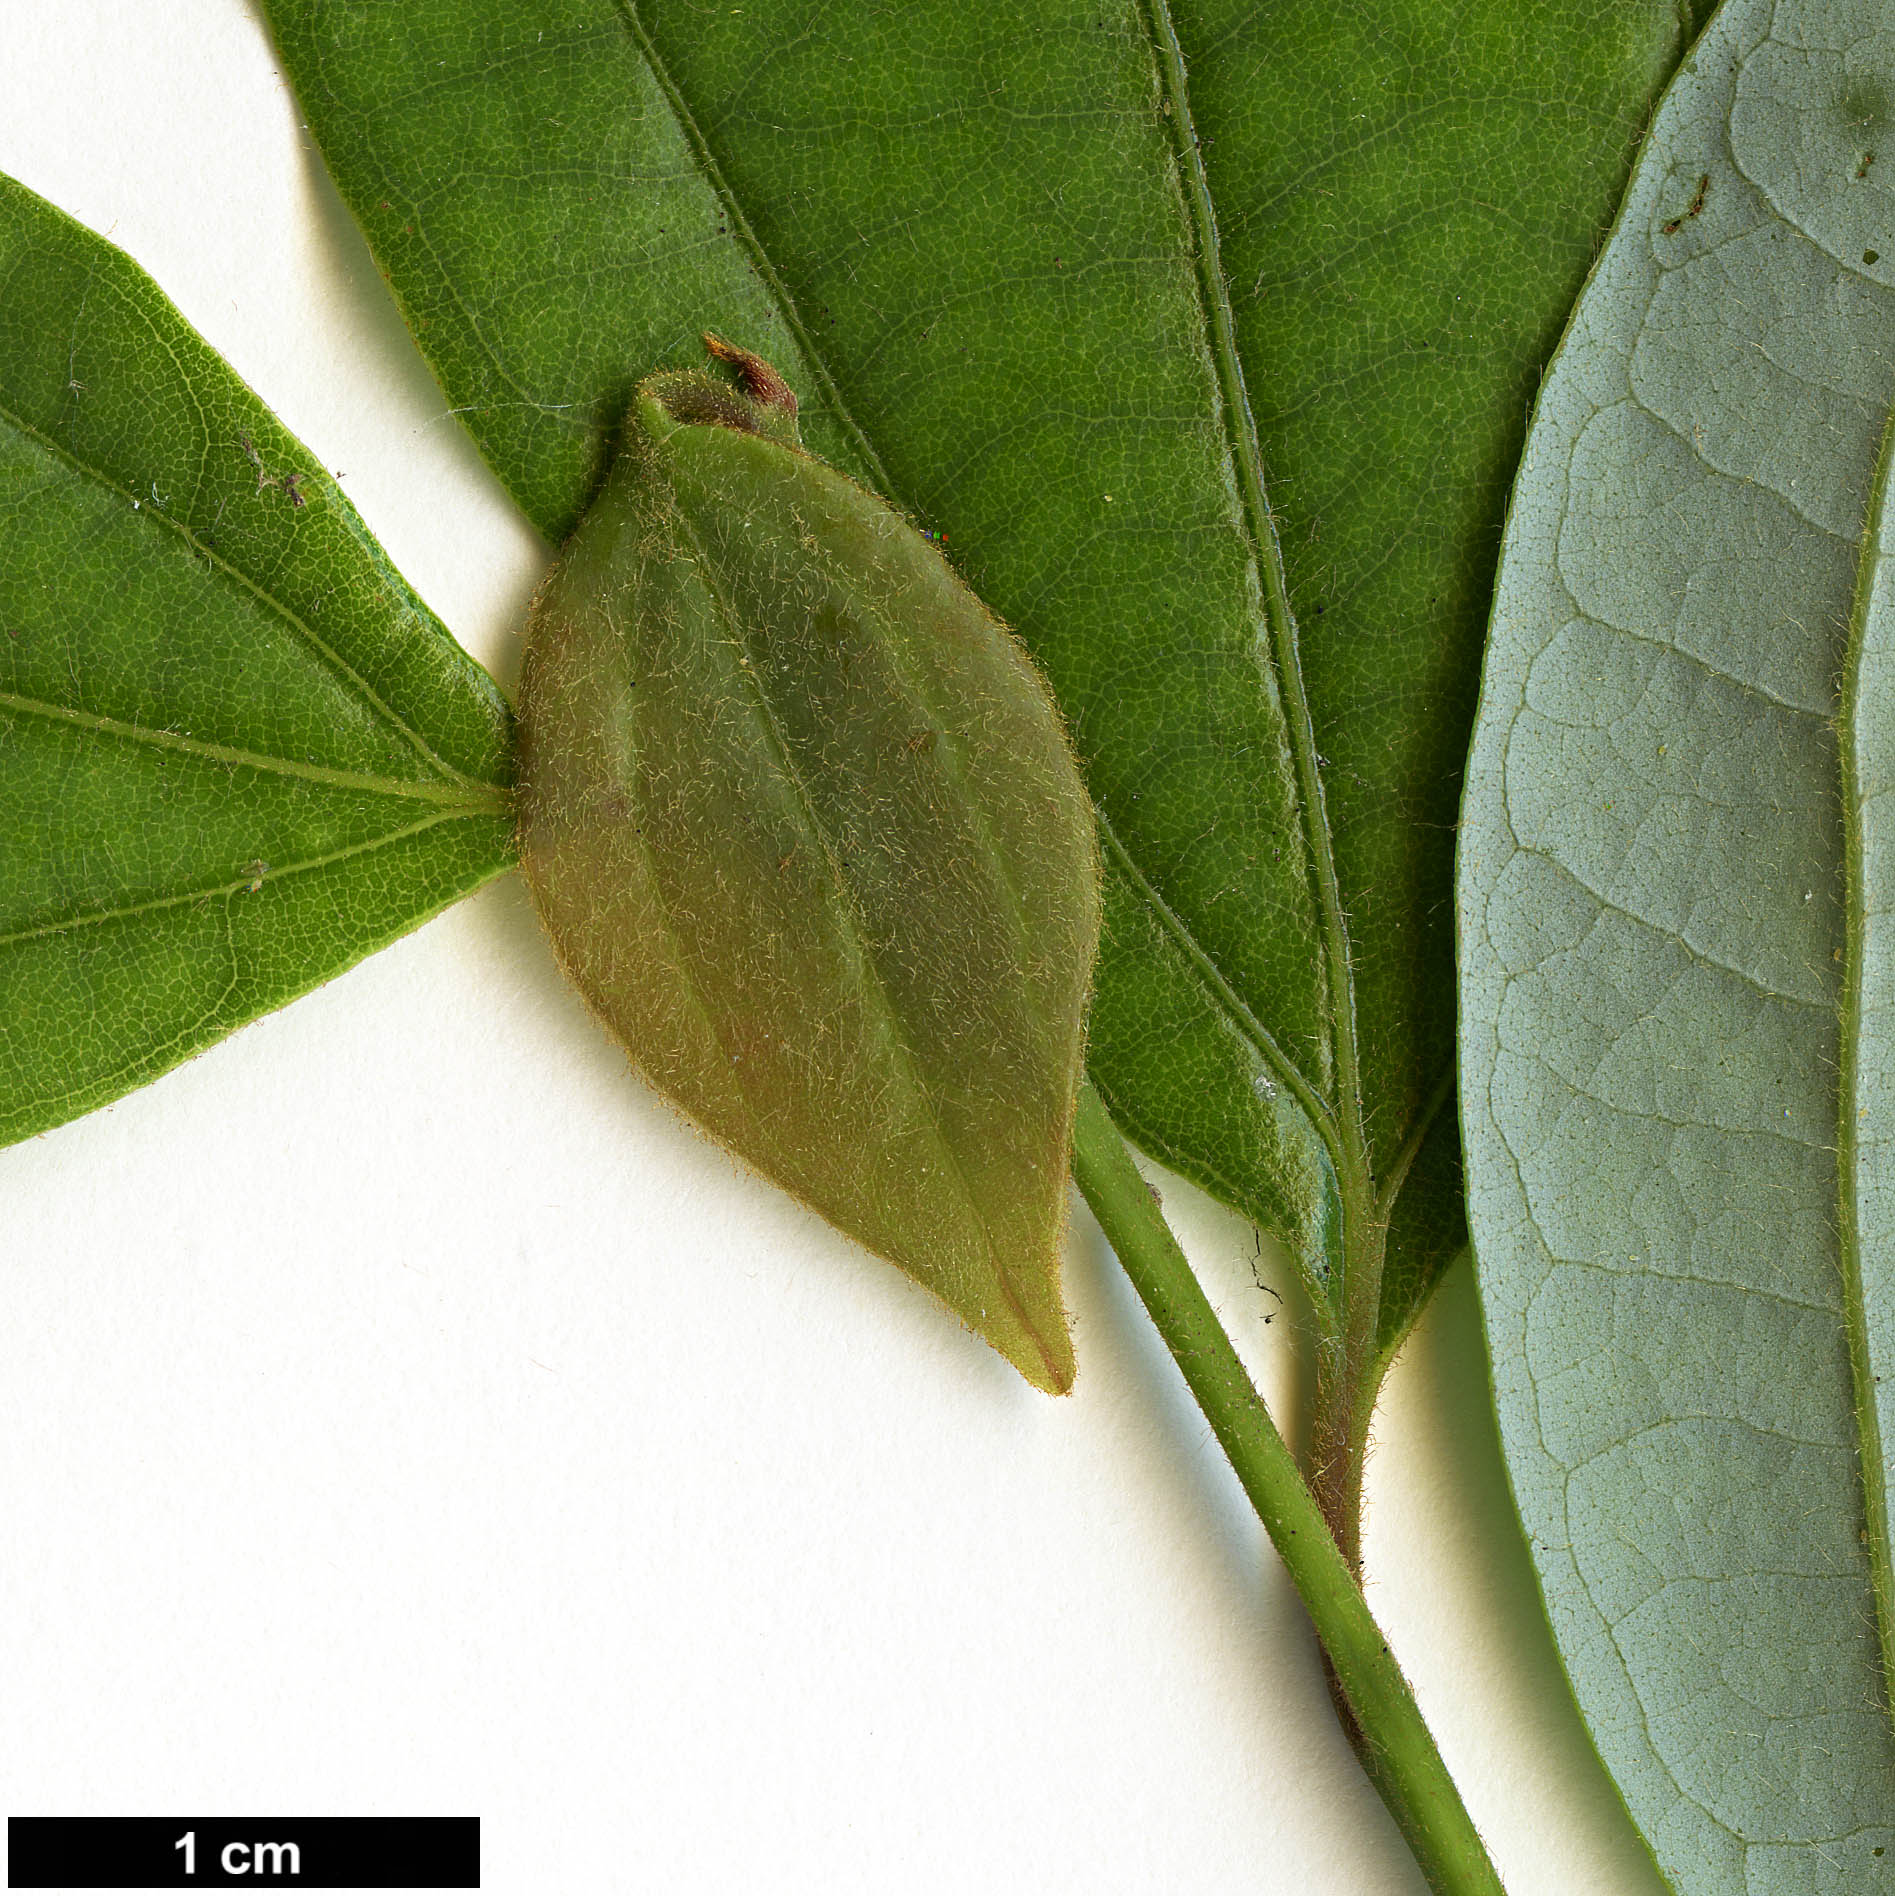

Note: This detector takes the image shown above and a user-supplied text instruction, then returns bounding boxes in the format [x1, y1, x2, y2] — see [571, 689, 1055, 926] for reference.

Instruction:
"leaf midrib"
[1136, 0, 1358, 1161]
[0, 690, 511, 812]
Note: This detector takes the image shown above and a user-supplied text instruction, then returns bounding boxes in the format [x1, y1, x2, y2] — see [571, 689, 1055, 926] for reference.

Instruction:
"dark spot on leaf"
[1867, 249, 1881, 266]
[1660, 173, 1710, 236]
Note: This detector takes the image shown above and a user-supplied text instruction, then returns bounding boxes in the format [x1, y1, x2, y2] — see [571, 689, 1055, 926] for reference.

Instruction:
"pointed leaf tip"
[518, 347, 1099, 1390]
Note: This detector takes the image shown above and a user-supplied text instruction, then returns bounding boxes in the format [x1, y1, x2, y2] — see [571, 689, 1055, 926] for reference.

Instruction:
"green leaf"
[1460, 0, 1895, 1882]
[255, 0, 1692, 1358]
[0, 174, 515, 1146]
[1142, 0, 1710, 1352]
[517, 353, 1100, 1392]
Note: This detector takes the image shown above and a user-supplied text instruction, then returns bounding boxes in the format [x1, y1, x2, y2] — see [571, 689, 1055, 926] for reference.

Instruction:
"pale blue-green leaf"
[1459, 0, 1895, 1886]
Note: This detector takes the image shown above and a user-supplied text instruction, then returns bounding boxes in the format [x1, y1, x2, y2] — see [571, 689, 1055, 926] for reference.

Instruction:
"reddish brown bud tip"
[702, 332, 799, 419]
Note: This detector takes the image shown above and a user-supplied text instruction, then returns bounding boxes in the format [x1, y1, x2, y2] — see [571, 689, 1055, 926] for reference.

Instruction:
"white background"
[0, 5, 1663, 1892]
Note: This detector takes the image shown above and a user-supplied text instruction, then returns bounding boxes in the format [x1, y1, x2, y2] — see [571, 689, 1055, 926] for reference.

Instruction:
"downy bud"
[517, 340, 1100, 1392]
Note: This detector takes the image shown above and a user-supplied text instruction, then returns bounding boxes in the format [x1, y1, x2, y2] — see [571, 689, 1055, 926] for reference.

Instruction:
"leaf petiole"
[1071, 1080, 1504, 1896]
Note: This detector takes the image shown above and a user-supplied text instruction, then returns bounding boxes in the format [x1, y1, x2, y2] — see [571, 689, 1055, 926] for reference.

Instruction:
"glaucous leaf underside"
[0, 175, 515, 1145]
[1460, 0, 1895, 1882]
[517, 355, 1100, 1392]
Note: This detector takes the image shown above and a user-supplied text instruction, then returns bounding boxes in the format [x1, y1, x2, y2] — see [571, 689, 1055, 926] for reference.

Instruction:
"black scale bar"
[7, 1818, 477, 1889]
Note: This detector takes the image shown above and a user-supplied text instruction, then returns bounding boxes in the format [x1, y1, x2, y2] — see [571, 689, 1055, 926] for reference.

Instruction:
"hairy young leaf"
[1460, 0, 1895, 1883]
[518, 353, 1099, 1392]
[0, 175, 514, 1144]
[259, 0, 1693, 1355]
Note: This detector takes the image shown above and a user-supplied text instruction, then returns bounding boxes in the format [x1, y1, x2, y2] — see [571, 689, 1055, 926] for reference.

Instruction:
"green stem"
[1072, 1082, 1504, 1896]
[1308, 1233, 1382, 1579]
